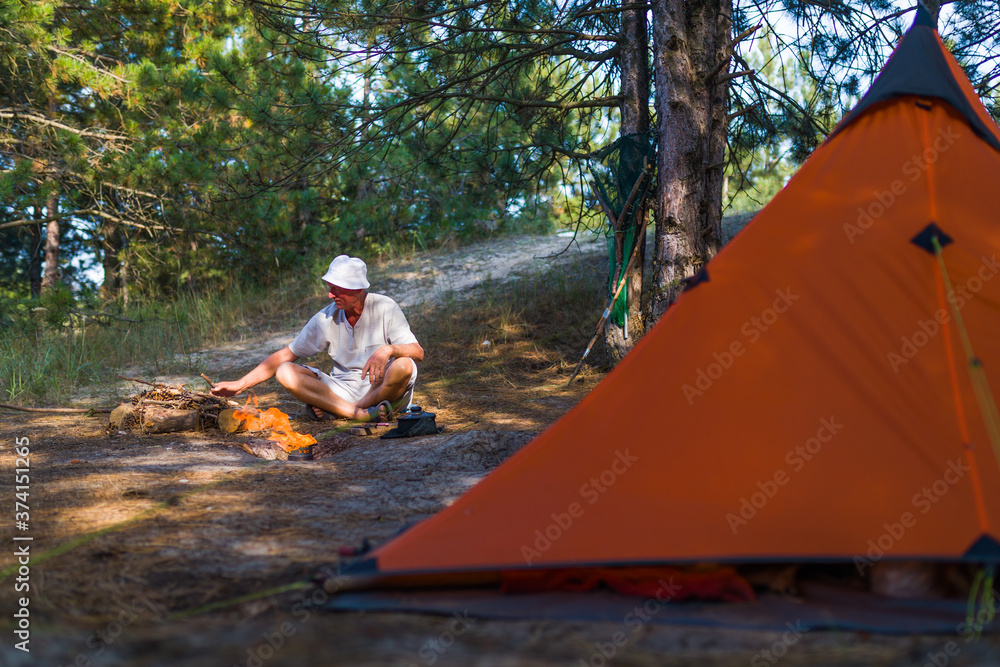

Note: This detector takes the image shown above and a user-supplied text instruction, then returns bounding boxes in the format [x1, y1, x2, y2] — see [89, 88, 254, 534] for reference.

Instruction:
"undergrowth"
[0, 277, 317, 406]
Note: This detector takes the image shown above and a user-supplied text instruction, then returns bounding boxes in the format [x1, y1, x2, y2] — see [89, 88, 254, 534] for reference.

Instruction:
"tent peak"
[829, 3, 1000, 153]
[913, 2, 937, 30]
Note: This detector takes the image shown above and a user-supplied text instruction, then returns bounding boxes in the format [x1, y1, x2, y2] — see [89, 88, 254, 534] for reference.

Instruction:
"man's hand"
[209, 346, 299, 397]
[362, 345, 395, 385]
[210, 380, 244, 397]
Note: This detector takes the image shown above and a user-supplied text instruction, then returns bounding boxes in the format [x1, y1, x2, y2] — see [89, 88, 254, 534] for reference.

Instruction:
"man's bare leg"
[355, 357, 414, 411]
[274, 363, 360, 419]
[274, 360, 412, 421]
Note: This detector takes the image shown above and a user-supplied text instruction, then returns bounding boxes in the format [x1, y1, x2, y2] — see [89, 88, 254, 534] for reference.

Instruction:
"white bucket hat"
[321, 255, 370, 289]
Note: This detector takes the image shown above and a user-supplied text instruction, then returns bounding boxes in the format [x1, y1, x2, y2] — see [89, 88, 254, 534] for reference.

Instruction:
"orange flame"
[235, 404, 316, 453]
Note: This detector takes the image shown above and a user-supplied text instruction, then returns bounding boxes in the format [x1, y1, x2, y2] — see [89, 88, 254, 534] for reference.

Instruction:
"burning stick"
[229, 401, 317, 458]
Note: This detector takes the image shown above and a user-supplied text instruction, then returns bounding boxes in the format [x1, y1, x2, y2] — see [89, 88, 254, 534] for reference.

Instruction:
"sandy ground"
[374, 230, 607, 310]
[3, 232, 1000, 665]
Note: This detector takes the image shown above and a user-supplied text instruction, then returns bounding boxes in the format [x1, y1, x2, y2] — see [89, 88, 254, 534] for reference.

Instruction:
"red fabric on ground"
[500, 567, 756, 602]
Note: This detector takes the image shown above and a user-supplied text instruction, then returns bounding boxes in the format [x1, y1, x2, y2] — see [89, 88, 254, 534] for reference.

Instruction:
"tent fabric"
[341, 9, 1000, 583]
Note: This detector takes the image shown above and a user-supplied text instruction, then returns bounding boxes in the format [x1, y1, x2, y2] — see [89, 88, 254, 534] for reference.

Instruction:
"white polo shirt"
[288, 293, 418, 399]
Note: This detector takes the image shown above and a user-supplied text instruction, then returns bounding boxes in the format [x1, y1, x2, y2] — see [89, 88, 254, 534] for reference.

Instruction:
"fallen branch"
[0, 403, 113, 414]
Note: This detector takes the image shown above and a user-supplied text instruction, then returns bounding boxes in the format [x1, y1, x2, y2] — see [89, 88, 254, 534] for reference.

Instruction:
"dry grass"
[408, 251, 611, 426]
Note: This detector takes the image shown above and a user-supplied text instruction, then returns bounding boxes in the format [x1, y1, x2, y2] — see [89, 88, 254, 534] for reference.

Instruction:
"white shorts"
[302, 358, 417, 410]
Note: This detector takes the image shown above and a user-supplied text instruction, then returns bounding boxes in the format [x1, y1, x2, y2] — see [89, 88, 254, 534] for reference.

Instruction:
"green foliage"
[724, 32, 820, 213]
[5, 0, 1000, 318]
[37, 284, 76, 327]
[231, 0, 603, 254]
[731, 1, 1000, 155]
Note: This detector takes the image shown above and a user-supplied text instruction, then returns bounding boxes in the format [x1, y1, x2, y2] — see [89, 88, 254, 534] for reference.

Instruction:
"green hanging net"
[588, 133, 655, 327]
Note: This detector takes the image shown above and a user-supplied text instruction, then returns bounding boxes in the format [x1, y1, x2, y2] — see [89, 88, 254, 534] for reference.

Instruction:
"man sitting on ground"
[211, 255, 423, 422]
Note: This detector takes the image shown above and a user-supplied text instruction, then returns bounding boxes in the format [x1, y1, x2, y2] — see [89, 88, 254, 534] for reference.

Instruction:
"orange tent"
[345, 6, 1000, 584]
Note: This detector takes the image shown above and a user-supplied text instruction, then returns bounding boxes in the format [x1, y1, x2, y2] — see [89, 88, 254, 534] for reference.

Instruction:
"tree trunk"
[27, 220, 44, 298]
[121, 249, 130, 306]
[100, 220, 124, 301]
[41, 91, 60, 292]
[295, 175, 312, 231]
[649, 0, 731, 321]
[604, 0, 651, 363]
[41, 193, 59, 290]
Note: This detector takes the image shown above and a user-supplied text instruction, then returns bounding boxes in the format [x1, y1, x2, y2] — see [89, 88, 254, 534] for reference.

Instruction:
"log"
[141, 406, 201, 433]
[236, 438, 288, 461]
[109, 403, 138, 430]
[218, 408, 247, 434]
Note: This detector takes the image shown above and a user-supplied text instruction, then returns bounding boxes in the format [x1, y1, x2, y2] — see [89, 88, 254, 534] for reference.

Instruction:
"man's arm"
[211, 346, 299, 397]
[362, 342, 424, 384]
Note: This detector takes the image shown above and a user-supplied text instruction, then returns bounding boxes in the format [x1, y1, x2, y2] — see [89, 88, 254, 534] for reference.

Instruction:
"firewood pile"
[105, 377, 323, 463]
[107, 379, 240, 435]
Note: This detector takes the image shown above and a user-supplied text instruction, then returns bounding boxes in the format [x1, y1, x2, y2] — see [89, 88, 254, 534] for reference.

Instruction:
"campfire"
[232, 398, 317, 454]
[108, 378, 318, 461]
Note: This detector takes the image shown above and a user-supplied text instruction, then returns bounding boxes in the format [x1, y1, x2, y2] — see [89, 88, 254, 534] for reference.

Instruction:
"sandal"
[298, 403, 337, 422]
[361, 400, 393, 423]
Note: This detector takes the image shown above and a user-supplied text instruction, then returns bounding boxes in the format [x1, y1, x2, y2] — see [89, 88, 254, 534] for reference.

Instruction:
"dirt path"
[374, 231, 605, 309]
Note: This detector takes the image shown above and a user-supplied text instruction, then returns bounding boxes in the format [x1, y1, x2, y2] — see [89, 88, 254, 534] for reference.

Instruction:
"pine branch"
[0, 109, 129, 143]
[0, 209, 93, 231]
[45, 45, 132, 84]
